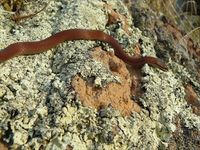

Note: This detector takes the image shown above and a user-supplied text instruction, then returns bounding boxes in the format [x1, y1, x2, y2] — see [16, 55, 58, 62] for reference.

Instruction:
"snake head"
[144, 56, 168, 71]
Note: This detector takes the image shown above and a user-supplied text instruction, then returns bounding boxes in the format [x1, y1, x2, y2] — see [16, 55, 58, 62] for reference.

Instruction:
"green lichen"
[0, 0, 199, 149]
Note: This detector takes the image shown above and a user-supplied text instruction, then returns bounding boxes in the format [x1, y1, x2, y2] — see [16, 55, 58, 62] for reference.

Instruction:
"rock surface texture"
[0, 0, 199, 149]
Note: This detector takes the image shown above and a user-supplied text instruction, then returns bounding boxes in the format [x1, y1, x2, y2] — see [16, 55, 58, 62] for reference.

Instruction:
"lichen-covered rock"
[0, 0, 199, 149]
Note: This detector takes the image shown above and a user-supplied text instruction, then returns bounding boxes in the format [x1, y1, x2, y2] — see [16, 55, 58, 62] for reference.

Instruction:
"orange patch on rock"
[185, 84, 200, 116]
[164, 22, 200, 61]
[71, 47, 141, 116]
[104, 3, 131, 35]
[0, 142, 8, 150]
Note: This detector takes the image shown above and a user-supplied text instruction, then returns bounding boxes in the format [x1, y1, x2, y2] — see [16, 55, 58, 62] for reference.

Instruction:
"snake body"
[0, 29, 168, 71]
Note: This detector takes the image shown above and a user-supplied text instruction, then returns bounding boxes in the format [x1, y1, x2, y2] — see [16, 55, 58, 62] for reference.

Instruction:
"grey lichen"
[0, 0, 199, 150]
